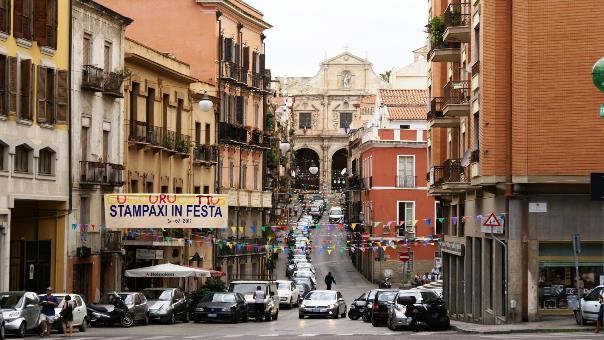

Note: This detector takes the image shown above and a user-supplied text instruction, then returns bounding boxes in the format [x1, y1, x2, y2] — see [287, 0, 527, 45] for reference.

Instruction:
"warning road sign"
[481, 212, 505, 234]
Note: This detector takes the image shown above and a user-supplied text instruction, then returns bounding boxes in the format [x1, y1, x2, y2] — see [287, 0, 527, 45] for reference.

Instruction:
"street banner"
[104, 194, 228, 228]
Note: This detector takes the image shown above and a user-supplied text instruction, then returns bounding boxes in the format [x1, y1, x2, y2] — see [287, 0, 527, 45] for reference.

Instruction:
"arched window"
[38, 147, 55, 175]
[14, 144, 32, 173]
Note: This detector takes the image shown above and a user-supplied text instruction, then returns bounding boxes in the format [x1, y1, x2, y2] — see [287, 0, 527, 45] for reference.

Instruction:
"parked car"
[299, 290, 347, 319]
[370, 289, 398, 326]
[309, 206, 322, 218]
[142, 288, 188, 324]
[191, 292, 248, 323]
[276, 280, 299, 309]
[362, 289, 378, 322]
[0, 291, 40, 338]
[293, 277, 316, 291]
[38, 293, 88, 333]
[0, 307, 4, 339]
[227, 281, 279, 321]
[387, 289, 446, 331]
[293, 270, 317, 287]
[296, 283, 312, 305]
[574, 285, 604, 325]
[328, 206, 344, 223]
[95, 292, 149, 325]
[348, 292, 367, 320]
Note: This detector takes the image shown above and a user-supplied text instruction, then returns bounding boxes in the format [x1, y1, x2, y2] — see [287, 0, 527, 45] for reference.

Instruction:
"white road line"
[221, 335, 244, 338]
[482, 334, 600, 339]
[147, 337, 173, 340]
[298, 334, 319, 337]
[183, 336, 208, 339]
[258, 335, 282, 337]
[105, 337, 133, 340]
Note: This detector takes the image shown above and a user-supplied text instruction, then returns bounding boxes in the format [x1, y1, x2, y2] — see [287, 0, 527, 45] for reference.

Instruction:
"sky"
[244, 0, 429, 77]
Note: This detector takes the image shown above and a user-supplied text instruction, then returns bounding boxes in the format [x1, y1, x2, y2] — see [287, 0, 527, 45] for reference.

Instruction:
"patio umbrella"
[125, 263, 211, 278]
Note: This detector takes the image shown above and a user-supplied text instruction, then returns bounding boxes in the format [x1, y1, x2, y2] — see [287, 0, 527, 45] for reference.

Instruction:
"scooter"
[87, 292, 135, 328]
[379, 276, 392, 289]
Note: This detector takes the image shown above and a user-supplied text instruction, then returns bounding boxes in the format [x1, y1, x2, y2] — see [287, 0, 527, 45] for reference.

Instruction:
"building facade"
[275, 52, 388, 193]
[96, 0, 274, 282]
[68, 0, 131, 303]
[427, 0, 604, 324]
[0, 0, 70, 293]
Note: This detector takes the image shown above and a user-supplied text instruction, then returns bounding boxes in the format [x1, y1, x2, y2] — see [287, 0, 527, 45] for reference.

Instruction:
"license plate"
[208, 314, 217, 317]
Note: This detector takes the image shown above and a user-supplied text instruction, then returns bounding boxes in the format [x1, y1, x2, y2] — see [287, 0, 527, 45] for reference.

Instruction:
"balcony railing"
[193, 144, 218, 164]
[221, 61, 239, 82]
[218, 122, 248, 144]
[101, 230, 122, 253]
[103, 71, 124, 97]
[427, 41, 461, 62]
[443, 80, 470, 106]
[239, 68, 248, 85]
[427, 97, 445, 121]
[81, 65, 104, 91]
[472, 60, 480, 75]
[127, 121, 164, 147]
[261, 133, 274, 148]
[263, 69, 272, 92]
[444, 3, 471, 29]
[79, 161, 124, 186]
[431, 159, 467, 186]
[174, 133, 191, 155]
[396, 175, 416, 188]
[347, 175, 363, 190]
[251, 73, 262, 89]
[250, 130, 262, 146]
[216, 237, 268, 257]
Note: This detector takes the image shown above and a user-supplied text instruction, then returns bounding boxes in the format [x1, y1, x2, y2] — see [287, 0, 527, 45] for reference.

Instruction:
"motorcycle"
[379, 276, 392, 289]
[402, 296, 450, 331]
[347, 297, 366, 320]
[87, 292, 135, 328]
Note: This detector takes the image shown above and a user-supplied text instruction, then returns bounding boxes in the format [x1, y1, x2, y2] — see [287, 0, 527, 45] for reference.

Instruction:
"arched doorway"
[331, 148, 347, 191]
[293, 148, 320, 192]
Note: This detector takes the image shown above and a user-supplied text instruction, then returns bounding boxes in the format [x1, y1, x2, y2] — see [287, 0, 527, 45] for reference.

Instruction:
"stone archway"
[331, 148, 348, 191]
[293, 148, 320, 192]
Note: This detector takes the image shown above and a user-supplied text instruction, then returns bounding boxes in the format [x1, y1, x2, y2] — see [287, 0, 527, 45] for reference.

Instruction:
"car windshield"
[98, 294, 133, 305]
[294, 278, 312, 286]
[585, 287, 603, 301]
[377, 291, 398, 302]
[330, 209, 342, 215]
[142, 289, 172, 301]
[367, 290, 377, 300]
[229, 283, 266, 295]
[277, 283, 290, 290]
[306, 292, 336, 301]
[310, 207, 320, 212]
[0, 293, 23, 309]
[201, 293, 236, 303]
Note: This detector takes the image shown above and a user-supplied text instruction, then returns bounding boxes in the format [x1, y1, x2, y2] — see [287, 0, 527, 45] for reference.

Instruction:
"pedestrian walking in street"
[325, 272, 336, 290]
[253, 285, 266, 321]
[39, 287, 58, 337]
[596, 294, 604, 333]
[61, 295, 74, 337]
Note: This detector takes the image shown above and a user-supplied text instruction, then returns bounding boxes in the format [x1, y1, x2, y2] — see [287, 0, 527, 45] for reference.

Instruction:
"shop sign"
[441, 241, 464, 256]
[105, 194, 228, 228]
[136, 249, 164, 260]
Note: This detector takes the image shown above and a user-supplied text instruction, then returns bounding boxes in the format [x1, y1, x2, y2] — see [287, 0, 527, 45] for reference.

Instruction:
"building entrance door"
[9, 240, 51, 292]
[73, 263, 91, 301]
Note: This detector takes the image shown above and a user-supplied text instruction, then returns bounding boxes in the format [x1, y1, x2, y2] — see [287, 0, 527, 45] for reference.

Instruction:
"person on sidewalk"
[596, 294, 603, 333]
[39, 287, 58, 337]
[325, 272, 336, 290]
[253, 285, 266, 321]
[61, 295, 74, 337]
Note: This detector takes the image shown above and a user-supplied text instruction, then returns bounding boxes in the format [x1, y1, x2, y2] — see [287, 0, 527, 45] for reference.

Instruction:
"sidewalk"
[451, 316, 595, 334]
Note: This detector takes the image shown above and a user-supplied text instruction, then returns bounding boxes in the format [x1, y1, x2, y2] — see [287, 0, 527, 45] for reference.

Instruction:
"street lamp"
[309, 161, 318, 175]
[198, 91, 213, 112]
[279, 140, 291, 154]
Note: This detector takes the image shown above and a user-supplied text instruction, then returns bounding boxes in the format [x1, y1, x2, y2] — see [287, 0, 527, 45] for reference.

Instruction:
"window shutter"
[219, 36, 224, 60]
[55, 69, 67, 123]
[13, 0, 22, 38]
[33, 0, 47, 46]
[7, 56, 16, 115]
[225, 38, 232, 62]
[19, 59, 32, 120]
[0, 0, 10, 33]
[260, 54, 265, 72]
[243, 47, 249, 70]
[234, 43, 240, 65]
[22, 0, 32, 40]
[252, 52, 257, 74]
[36, 65, 46, 123]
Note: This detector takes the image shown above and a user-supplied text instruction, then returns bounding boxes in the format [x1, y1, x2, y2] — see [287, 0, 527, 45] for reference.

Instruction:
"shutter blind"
[234, 43, 240, 65]
[224, 38, 232, 62]
[13, 0, 22, 38]
[252, 52, 257, 74]
[7, 56, 16, 115]
[243, 47, 249, 69]
[22, 0, 32, 40]
[33, 0, 47, 46]
[218, 36, 224, 60]
[36, 65, 46, 123]
[55, 69, 67, 123]
[259, 54, 265, 72]
[0, 0, 10, 33]
[19, 59, 32, 120]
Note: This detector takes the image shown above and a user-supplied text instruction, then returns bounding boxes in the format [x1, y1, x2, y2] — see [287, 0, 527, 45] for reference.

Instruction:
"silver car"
[142, 288, 188, 324]
[0, 291, 41, 338]
[574, 285, 603, 325]
[299, 290, 347, 319]
[38, 293, 88, 333]
[1, 309, 5, 339]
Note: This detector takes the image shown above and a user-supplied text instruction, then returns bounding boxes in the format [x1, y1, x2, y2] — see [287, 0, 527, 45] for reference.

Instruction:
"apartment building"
[0, 0, 69, 293]
[349, 89, 437, 283]
[427, 0, 604, 324]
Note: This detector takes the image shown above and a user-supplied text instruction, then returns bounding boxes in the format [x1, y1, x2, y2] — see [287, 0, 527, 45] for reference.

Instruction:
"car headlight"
[328, 304, 335, 309]
[222, 307, 230, 311]
[195, 307, 205, 312]
[300, 303, 307, 308]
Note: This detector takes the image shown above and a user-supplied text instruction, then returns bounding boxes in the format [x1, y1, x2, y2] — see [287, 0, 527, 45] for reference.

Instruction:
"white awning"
[124, 263, 211, 278]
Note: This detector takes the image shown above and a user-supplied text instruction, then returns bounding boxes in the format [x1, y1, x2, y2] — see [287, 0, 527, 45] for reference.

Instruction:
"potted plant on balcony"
[175, 138, 189, 154]
[425, 16, 445, 48]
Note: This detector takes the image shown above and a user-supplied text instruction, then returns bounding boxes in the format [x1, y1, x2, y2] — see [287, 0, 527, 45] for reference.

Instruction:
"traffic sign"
[481, 212, 505, 234]
[399, 252, 409, 262]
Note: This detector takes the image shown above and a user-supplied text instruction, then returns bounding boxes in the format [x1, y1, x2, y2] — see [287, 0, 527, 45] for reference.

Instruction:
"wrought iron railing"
[443, 80, 470, 106]
[263, 69, 272, 92]
[427, 97, 445, 120]
[218, 122, 248, 144]
[239, 68, 248, 85]
[443, 2, 471, 28]
[221, 61, 239, 82]
[250, 130, 262, 145]
[81, 65, 104, 91]
[193, 144, 218, 164]
[174, 133, 191, 154]
[347, 175, 364, 190]
[430, 158, 467, 186]
[103, 71, 124, 97]
[79, 161, 124, 186]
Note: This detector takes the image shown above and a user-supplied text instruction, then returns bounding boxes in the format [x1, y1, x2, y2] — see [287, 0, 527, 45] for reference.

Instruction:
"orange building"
[349, 90, 437, 284]
[427, 0, 604, 324]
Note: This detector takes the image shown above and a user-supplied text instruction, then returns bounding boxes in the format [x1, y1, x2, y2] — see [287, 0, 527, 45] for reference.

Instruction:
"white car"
[39, 293, 88, 333]
[328, 207, 344, 223]
[574, 285, 603, 325]
[276, 280, 300, 309]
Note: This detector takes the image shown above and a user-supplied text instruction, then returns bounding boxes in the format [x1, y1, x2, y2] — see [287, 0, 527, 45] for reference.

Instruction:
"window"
[0, 141, 6, 170]
[0, 55, 6, 117]
[79, 197, 89, 224]
[205, 123, 211, 145]
[235, 96, 244, 125]
[241, 162, 247, 189]
[36, 66, 55, 124]
[176, 98, 183, 134]
[0, 0, 9, 33]
[194, 186, 200, 194]
[14, 144, 31, 173]
[80, 126, 88, 161]
[400, 124, 410, 130]
[160, 185, 168, 193]
[104, 41, 112, 72]
[253, 164, 259, 190]
[83, 34, 91, 66]
[203, 186, 209, 194]
[473, 112, 480, 150]
[299, 112, 311, 129]
[397, 156, 414, 188]
[195, 122, 201, 145]
[146, 88, 155, 126]
[130, 180, 138, 193]
[30, 0, 57, 48]
[102, 131, 109, 161]
[162, 93, 169, 135]
[397, 201, 414, 237]
[19, 58, 32, 121]
[229, 160, 234, 188]
[145, 182, 153, 193]
[254, 103, 259, 128]
[339, 112, 352, 129]
[38, 147, 53, 175]
[14, 0, 33, 41]
[130, 82, 139, 123]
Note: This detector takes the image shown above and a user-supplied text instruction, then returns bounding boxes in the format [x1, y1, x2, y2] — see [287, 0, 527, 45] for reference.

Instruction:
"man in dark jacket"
[325, 272, 336, 290]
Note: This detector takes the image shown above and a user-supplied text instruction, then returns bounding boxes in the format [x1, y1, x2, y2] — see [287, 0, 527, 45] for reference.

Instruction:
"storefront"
[538, 242, 604, 314]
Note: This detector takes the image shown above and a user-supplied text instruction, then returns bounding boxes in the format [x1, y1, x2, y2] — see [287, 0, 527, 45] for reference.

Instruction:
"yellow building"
[0, 0, 70, 292]
[121, 38, 217, 291]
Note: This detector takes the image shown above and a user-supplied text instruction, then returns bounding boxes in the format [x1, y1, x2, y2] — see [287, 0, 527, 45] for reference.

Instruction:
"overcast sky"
[244, 0, 429, 77]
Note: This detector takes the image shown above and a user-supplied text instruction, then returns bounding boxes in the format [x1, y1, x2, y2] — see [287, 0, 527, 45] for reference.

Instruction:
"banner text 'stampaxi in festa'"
[104, 194, 228, 228]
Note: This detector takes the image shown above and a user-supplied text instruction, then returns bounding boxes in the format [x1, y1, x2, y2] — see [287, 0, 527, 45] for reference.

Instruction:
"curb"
[451, 324, 595, 334]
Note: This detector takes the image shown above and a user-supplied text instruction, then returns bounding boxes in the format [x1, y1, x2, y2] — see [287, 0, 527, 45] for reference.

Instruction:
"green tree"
[380, 70, 391, 83]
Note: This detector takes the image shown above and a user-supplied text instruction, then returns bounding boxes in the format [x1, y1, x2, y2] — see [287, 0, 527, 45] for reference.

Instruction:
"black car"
[191, 292, 248, 323]
[347, 292, 367, 320]
[371, 289, 398, 327]
[296, 283, 312, 304]
[362, 289, 378, 322]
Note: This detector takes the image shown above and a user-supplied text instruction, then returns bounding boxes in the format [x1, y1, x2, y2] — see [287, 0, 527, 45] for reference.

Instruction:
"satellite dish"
[340, 168, 347, 176]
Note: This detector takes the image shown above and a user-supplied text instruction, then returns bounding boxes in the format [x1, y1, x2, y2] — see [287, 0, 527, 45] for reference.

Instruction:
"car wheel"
[362, 312, 370, 322]
[78, 318, 88, 332]
[371, 317, 379, 327]
[575, 310, 587, 325]
[265, 310, 272, 321]
[183, 312, 189, 323]
[289, 298, 293, 309]
[0, 322, 5, 339]
[169, 312, 175, 324]
[16, 322, 25, 338]
[299, 314, 304, 319]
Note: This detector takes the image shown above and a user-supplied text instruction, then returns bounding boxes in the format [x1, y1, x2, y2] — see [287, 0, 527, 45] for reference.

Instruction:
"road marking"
[221, 335, 244, 338]
[183, 336, 208, 339]
[105, 337, 133, 340]
[298, 334, 319, 337]
[259, 335, 281, 337]
[482, 334, 601, 339]
[147, 337, 172, 340]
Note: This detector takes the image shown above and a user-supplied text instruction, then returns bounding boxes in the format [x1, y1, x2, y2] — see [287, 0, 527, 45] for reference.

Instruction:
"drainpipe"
[213, 11, 223, 274]
[504, 0, 514, 322]
[66, 0, 73, 293]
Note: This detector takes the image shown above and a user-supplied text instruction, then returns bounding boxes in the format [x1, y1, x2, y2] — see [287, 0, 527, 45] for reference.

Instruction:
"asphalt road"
[11, 211, 598, 339]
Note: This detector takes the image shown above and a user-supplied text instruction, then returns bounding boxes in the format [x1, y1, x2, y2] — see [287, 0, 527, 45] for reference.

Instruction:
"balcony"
[81, 65, 104, 92]
[127, 121, 164, 150]
[239, 68, 248, 85]
[396, 175, 416, 188]
[261, 133, 274, 148]
[443, 2, 471, 43]
[263, 69, 272, 93]
[102, 71, 124, 98]
[250, 73, 262, 90]
[193, 144, 218, 165]
[79, 161, 124, 187]
[218, 122, 248, 144]
[174, 133, 191, 157]
[347, 175, 364, 190]
[428, 42, 461, 63]
[428, 97, 459, 128]
[429, 158, 471, 194]
[443, 80, 470, 117]
[101, 230, 122, 253]
[220, 61, 239, 82]
[216, 237, 268, 258]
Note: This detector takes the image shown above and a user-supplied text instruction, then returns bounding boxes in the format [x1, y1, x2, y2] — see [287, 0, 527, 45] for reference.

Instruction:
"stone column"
[321, 144, 330, 193]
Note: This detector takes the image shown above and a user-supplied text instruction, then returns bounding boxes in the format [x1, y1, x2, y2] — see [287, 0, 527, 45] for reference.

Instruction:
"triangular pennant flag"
[261, 226, 267, 232]
[425, 218, 431, 225]
[239, 227, 245, 234]
[351, 223, 357, 230]
[452, 217, 458, 225]
[373, 222, 381, 228]
[251, 226, 257, 234]
[437, 217, 445, 224]
[315, 224, 321, 230]
[327, 249, 333, 255]
[413, 220, 419, 226]
[231, 226, 237, 234]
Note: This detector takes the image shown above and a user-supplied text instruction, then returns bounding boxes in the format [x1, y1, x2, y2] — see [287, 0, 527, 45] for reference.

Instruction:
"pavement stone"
[451, 317, 596, 334]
